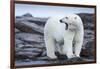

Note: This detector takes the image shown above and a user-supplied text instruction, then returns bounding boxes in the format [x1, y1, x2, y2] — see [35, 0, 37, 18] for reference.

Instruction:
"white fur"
[44, 14, 84, 59]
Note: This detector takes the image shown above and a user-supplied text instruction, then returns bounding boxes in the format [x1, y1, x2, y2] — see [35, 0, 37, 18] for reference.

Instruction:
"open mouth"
[60, 20, 68, 30]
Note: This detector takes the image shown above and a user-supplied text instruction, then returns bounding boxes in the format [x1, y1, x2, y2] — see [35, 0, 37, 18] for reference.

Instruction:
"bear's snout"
[60, 19, 68, 30]
[60, 19, 63, 23]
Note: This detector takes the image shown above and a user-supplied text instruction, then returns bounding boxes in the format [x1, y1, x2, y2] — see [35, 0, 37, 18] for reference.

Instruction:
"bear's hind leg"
[45, 37, 57, 59]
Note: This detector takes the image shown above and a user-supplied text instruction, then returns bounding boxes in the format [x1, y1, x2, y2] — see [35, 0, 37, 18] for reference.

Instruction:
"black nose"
[65, 23, 68, 30]
[60, 19, 63, 23]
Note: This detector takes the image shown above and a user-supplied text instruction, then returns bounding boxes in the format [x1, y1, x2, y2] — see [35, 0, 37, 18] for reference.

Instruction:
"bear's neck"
[68, 25, 83, 33]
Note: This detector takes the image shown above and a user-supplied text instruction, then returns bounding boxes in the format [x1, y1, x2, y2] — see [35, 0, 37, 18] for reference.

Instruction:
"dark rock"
[35, 56, 49, 60]
[16, 51, 41, 59]
[16, 44, 24, 49]
[24, 17, 48, 26]
[15, 28, 20, 33]
[66, 57, 85, 62]
[81, 40, 94, 59]
[55, 52, 67, 59]
[84, 23, 94, 30]
[78, 13, 94, 30]
[85, 40, 94, 50]
[15, 39, 24, 45]
[19, 48, 43, 53]
[15, 33, 44, 44]
[19, 44, 33, 48]
[15, 13, 95, 63]
[22, 13, 33, 17]
[22, 44, 45, 49]
[15, 42, 38, 48]
[84, 30, 94, 35]
[15, 20, 44, 35]
[16, 16, 22, 18]
[41, 50, 46, 57]
[78, 13, 94, 23]
[15, 15, 48, 26]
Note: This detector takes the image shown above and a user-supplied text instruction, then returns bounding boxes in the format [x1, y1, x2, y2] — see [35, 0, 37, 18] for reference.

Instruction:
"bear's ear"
[74, 17, 77, 19]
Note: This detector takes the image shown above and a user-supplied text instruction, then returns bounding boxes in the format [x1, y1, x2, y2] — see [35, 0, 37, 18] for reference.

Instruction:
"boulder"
[78, 13, 94, 30]
[22, 13, 33, 17]
[15, 20, 44, 35]
[16, 51, 41, 59]
[15, 39, 24, 45]
[15, 13, 95, 63]
[23, 17, 48, 26]
[15, 28, 20, 33]
[16, 13, 48, 26]
[20, 44, 45, 49]
[81, 40, 95, 59]
[15, 33, 44, 44]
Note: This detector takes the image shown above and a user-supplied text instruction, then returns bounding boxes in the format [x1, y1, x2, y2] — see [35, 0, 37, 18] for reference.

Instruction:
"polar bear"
[44, 14, 84, 59]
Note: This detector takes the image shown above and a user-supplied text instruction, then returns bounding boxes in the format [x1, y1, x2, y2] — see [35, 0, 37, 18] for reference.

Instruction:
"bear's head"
[60, 14, 82, 31]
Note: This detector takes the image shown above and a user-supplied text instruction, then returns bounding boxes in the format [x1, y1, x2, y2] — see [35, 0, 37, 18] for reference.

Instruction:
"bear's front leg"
[74, 41, 83, 57]
[63, 39, 75, 59]
[74, 32, 84, 57]
[45, 37, 57, 59]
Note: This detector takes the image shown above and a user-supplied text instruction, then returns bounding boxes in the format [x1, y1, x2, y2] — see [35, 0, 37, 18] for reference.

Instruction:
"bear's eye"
[69, 23, 71, 25]
[65, 17, 68, 19]
[74, 17, 77, 19]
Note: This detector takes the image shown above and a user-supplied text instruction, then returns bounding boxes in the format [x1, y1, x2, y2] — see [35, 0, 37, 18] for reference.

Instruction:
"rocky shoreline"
[15, 13, 95, 66]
